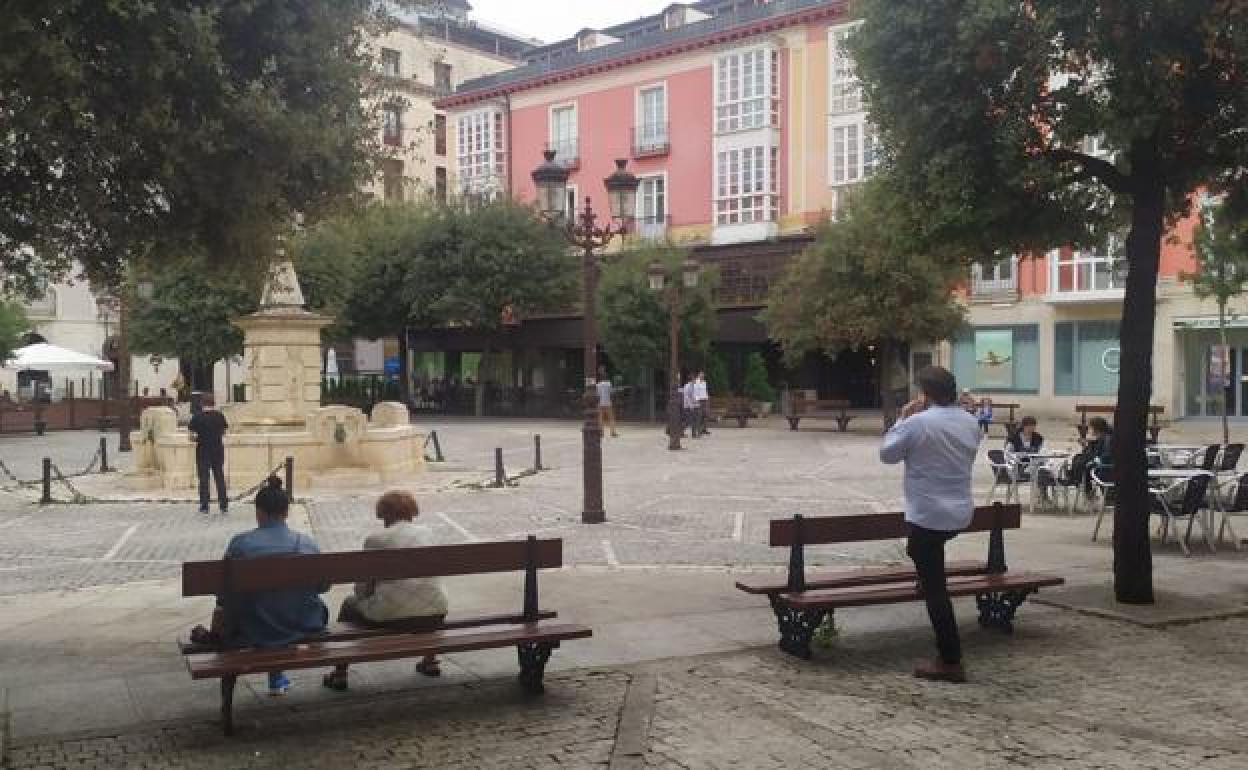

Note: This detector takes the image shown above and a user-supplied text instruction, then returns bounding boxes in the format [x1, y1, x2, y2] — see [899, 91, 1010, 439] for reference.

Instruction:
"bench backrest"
[182, 537, 562, 597]
[1077, 404, 1163, 416]
[769, 504, 1021, 547]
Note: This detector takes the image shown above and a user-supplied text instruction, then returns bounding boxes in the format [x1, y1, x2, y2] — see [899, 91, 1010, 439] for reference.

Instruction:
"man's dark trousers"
[906, 523, 961, 664]
[196, 445, 227, 511]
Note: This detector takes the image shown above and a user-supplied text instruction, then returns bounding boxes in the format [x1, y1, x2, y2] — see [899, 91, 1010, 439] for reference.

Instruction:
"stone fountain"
[131, 260, 425, 491]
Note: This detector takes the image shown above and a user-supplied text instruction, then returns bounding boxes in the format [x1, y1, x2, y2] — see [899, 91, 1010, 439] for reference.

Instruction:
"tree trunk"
[878, 340, 897, 431]
[397, 328, 410, 407]
[1112, 167, 1163, 605]
[475, 344, 490, 417]
[1218, 302, 1230, 446]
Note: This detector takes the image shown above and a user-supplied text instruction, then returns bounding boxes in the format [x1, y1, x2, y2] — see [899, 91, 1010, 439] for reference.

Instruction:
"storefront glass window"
[1054, 321, 1120, 396]
[951, 325, 1039, 392]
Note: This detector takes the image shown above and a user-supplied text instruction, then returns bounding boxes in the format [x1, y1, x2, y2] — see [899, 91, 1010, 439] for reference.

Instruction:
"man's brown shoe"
[913, 659, 966, 683]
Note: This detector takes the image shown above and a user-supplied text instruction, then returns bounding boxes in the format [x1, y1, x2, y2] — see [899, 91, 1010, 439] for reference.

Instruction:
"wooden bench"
[709, 395, 754, 427]
[785, 394, 853, 432]
[736, 503, 1063, 659]
[180, 536, 591, 735]
[1075, 404, 1166, 442]
[982, 402, 1020, 437]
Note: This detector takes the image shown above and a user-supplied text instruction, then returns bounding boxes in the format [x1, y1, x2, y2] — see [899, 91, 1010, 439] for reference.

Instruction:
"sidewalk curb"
[1034, 596, 1248, 628]
[609, 667, 657, 770]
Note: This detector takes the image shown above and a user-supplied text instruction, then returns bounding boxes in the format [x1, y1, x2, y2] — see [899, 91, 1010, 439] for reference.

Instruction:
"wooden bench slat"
[182, 539, 563, 596]
[186, 622, 592, 679]
[778, 572, 1065, 611]
[177, 610, 559, 655]
[769, 504, 1021, 547]
[734, 560, 988, 595]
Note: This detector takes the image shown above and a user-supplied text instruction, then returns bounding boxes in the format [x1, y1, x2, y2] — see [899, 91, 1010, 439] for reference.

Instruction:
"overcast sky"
[468, 0, 676, 44]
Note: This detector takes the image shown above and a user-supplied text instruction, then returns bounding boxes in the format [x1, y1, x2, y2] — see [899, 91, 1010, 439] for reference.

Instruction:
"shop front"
[1177, 317, 1248, 419]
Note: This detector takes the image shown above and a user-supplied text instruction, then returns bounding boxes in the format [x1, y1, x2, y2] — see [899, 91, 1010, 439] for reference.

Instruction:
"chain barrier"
[0, 448, 105, 493]
[37, 460, 290, 506]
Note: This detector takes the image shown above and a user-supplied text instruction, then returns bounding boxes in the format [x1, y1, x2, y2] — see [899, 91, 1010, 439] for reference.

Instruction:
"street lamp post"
[648, 259, 701, 451]
[532, 150, 639, 524]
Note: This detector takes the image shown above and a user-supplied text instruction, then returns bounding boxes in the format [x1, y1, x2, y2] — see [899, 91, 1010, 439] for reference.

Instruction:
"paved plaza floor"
[2, 416, 1247, 767]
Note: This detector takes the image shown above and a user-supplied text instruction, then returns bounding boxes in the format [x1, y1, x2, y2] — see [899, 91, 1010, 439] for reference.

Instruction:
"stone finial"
[259, 259, 307, 312]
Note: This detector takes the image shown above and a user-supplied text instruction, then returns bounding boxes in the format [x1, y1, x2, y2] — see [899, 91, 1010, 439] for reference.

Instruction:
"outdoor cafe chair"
[1148, 473, 1214, 557]
[1090, 467, 1117, 541]
[986, 449, 1021, 504]
[1216, 471, 1248, 550]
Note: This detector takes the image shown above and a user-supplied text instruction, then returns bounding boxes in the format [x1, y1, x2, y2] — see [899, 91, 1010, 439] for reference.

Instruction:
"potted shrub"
[743, 352, 775, 416]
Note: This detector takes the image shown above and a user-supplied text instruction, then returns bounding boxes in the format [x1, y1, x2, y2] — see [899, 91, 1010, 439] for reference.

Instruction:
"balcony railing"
[631, 123, 670, 158]
[1048, 252, 1126, 302]
[546, 138, 579, 168]
[969, 275, 1019, 303]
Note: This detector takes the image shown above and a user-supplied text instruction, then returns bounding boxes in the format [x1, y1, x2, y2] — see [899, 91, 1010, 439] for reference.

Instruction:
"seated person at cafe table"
[1006, 416, 1043, 454]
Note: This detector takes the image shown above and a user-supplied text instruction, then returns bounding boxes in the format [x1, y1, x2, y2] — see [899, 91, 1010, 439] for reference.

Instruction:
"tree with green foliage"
[0, 1, 422, 292]
[742, 352, 775, 404]
[762, 176, 966, 425]
[1184, 198, 1248, 446]
[705, 352, 732, 397]
[597, 242, 718, 395]
[852, 0, 1248, 603]
[0, 300, 29, 362]
[128, 258, 255, 387]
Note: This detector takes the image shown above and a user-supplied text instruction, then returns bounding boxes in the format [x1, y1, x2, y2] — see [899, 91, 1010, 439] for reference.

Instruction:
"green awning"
[1173, 316, 1248, 330]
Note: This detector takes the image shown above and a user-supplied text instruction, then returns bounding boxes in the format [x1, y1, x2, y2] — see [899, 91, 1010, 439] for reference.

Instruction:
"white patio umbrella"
[325, 347, 339, 384]
[5, 343, 115, 371]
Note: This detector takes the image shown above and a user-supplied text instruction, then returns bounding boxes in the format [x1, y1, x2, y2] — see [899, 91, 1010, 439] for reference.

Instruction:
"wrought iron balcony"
[545, 138, 579, 168]
[631, 123, 670, 158]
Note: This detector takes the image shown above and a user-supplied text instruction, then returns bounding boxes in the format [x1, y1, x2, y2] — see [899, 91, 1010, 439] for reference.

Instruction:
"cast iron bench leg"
[836, 415, 851, 432]
[769, 595, 827, 660]
[518, 641, 557, 694]
[220, 675, 237, 736]
[787, 417, 800, 431]
[975, 590, 1031, 633]
[736, 415, 748, 428]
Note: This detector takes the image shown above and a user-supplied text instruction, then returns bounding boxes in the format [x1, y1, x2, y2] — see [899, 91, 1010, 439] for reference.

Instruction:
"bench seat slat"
[186, 622, 592, 679]
[734, 560, 988, 595]
[177, 610, 559, 655]
[778, 572, 1065, 611]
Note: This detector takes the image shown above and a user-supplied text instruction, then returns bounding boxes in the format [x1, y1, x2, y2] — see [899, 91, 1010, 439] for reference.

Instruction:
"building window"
[828, 23, 862, 115]
[951, 325, 1040, 393]
[434, 114, 447, 156]
[828, 119, 877, 186]
[382, 159, 404, 202]
[636, 175, 666, 238]
[434, 61, 452, 92]
[1050, 239, 1126, 295]
[380, 48, 401, 78]
[715, 146, 776, 226]
[456, 109, 505, 194]
[549, 104, 578, 164]
[435, 166, 447, 204]
[1055, 321, 1120, 396]
[635, 84, 667, 154]
[382, 105, 402, 147]
[970, 256, 1018, 296]
[565, 185, 579, 222]
[715, 48, 776, 134]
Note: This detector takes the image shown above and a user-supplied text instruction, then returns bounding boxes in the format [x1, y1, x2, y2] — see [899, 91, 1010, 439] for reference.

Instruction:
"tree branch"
[1043, 148, 1130, 194]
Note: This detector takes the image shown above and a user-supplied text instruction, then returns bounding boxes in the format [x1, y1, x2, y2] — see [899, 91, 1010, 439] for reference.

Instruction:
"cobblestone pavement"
[6, 609, 1247, 768]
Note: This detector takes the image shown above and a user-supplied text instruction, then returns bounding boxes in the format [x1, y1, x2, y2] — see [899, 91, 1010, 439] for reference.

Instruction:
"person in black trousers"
[189, 399, 229, 514]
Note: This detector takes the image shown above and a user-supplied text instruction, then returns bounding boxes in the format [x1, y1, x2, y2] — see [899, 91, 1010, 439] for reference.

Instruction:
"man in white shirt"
[595, 367, 618, 438]
[880, 365, 981, 683]
[681, 376, 699, 439]
[693, 372, 710, 437]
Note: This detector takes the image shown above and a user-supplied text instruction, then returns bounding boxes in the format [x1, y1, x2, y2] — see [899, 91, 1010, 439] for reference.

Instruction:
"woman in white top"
[323, 490, 449, 690]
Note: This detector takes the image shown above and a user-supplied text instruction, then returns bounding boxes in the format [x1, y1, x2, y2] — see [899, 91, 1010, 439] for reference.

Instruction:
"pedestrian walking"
[188, 395, 230, 513]
[694, 371, 710, 436]
[879, 366, 981, 683]
[681, 376, 700, 439]
[596, 367, 619, 438]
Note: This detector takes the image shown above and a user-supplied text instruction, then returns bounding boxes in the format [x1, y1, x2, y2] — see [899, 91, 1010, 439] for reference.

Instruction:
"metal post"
[582, 235, 605, 524]
[494, 447, 506, 487]
[40, 458, 51, 505]
[534, 434, 543, 471]
[118, 294, 132, 452]
[667, 282, 682, 451]
[100, 437, 109, 473]
[430, 430, 445, 462]
[284, 456, 294, 500]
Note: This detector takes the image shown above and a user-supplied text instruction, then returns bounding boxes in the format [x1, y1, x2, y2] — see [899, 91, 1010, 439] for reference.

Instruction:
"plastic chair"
[1090, 467, 1117, 541]
[1196, 444, 1221, 471]
[986, 449, 1020, 504]
[1216, 471, 1248, 550]
[1148, 474, 1213, 556]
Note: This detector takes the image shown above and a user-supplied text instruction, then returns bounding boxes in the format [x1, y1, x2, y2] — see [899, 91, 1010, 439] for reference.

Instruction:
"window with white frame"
[828, 23, 862, 115]
[828, 119, 877, 185]
[715, 146, 776, 225]
[550, 104, 578, 162]
[715, 48, 777, 133]
[1050, 235, 1127, 294]
[456, 109, 505, 193]
[636, 175, 666, 236]
[637, 85, 667, 147]
[971, 256, 1018, 294]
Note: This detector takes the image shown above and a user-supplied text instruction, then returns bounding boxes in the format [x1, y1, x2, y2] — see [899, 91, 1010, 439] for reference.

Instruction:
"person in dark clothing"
[1005, 416, 1043, 454]
[1069, 417, 1113, 494]
[189, 404, 229, 513]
